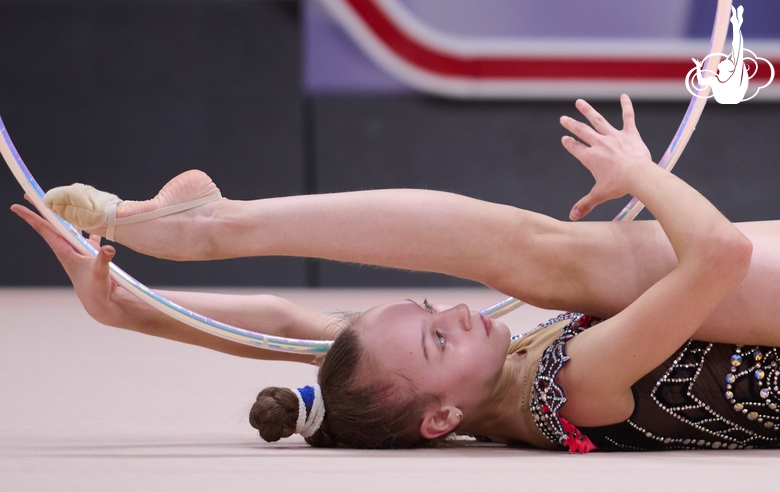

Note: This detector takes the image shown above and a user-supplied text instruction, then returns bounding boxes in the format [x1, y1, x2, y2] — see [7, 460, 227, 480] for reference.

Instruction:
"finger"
[570, 189, 600, 221]
[560, 115, 602, 147]
[93, 245, 116, 281]
[575, 99, 617, 136]
[12, 204, 59, 239]
[11, 204, 79, 260]
[23, 193, 49, 216]
[620, 94, 637, 133]
[88, 234, 102, 249]
[561, 135, 590, 161]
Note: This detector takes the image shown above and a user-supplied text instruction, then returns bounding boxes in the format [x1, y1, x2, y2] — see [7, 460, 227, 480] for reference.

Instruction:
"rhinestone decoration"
[512, 312, 579, 342]
[529, 313, 599, 446]
[528, 314, 780, 451]
[718, 346, 780, 439]
[608, 343, 780, 450]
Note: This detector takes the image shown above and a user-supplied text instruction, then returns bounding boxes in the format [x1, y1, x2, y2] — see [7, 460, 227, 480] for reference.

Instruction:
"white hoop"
[479, 0, 734, 323]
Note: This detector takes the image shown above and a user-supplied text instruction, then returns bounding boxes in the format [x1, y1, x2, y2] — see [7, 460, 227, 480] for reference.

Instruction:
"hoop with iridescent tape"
[0, 122, 333, 354]
[2, 0, 732, 352]
[480, 0, 734, 328]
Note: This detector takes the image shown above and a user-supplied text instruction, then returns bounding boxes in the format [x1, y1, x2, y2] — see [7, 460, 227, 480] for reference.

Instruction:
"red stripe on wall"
[347, 0, 776, 82]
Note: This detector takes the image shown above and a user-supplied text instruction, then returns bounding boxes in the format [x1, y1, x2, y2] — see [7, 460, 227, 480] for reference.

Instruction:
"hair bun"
[249, 387, 299, 442]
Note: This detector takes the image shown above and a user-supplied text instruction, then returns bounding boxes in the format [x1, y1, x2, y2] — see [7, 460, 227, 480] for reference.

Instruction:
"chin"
[495, 320, 511, 340]
[492, 321, 512, 356]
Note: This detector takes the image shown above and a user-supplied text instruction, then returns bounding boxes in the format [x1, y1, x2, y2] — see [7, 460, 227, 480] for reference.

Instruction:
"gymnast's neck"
[456, 352, 533, 444]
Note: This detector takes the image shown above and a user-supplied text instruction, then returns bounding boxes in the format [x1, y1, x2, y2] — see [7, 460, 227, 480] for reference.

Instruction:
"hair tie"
[293, 384, 325, 438]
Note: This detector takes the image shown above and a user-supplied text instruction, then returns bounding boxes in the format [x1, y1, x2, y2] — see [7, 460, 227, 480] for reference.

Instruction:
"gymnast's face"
[356, 300, 512, 416]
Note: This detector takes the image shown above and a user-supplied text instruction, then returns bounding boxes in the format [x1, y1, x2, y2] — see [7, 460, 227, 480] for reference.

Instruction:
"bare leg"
[53, 172, 780, 346]
[55, 172, 559, 289]
[697, 221, 780, 345]
[543, 219, 780, 347]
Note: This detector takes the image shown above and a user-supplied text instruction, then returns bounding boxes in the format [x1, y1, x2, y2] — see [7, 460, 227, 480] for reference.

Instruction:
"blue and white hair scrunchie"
[293, 384, 325, 438]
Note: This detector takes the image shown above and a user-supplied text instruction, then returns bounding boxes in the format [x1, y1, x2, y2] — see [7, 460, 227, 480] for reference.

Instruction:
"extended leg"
[43, 172, 563, 300]
[41, 172, 780, 346]
[543, 218, 780, 346]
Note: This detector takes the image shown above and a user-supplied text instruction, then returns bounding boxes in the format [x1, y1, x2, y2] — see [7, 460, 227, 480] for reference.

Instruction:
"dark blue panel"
[688, 0, 780, 38]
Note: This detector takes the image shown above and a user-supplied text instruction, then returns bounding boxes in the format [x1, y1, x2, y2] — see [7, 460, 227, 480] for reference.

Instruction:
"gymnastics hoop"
[479, 0, 734, 323]
[1, 0, 732, 353]
[0, 125, 333, 354]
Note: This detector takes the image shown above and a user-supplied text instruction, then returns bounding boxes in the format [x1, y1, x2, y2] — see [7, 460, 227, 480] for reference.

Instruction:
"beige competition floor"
[1, 287, 777, 491]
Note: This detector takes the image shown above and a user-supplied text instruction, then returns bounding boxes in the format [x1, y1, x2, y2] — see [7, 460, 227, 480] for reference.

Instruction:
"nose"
[448, 303, 472, 331]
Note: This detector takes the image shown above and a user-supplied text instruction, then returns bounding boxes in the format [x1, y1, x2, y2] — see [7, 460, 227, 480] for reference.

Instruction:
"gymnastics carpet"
[1, 287, 776, 491]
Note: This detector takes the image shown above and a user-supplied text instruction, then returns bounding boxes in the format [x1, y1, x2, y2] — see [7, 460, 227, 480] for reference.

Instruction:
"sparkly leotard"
[511, 313, 780, 452]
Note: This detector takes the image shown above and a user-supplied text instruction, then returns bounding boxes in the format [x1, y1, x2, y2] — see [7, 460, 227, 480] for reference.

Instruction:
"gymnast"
[12, 95, 780, 451]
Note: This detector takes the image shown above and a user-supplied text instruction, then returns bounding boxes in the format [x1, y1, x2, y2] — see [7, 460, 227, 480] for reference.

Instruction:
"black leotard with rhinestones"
[525, 313, 780, 451]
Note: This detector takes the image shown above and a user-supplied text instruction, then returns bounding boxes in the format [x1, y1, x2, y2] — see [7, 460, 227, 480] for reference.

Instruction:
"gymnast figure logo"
[685, 5, 774, 104]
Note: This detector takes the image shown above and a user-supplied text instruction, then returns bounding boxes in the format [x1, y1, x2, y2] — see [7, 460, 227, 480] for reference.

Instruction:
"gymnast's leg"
[41, 171, 780, 346]
[43, 170, 567, 302]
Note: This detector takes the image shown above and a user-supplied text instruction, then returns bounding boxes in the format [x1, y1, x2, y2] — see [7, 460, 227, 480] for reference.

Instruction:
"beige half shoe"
[44, 182, 221, 241]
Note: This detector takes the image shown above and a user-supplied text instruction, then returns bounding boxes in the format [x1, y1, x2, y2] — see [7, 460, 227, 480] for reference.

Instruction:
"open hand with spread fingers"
[560, 94, 653, 221]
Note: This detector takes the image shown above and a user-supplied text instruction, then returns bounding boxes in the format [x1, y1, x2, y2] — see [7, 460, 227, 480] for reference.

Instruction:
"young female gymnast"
[13, 96, 780, 452]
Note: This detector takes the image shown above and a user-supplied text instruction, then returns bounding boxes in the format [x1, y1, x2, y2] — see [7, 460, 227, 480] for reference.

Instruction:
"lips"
[479, 314, 492, 336]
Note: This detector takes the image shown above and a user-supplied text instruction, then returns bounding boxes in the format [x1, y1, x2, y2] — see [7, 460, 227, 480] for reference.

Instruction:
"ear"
[419, 405, 462, 440]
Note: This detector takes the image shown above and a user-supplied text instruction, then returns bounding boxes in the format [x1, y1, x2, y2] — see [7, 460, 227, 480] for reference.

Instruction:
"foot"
[44, 170, 223, 260]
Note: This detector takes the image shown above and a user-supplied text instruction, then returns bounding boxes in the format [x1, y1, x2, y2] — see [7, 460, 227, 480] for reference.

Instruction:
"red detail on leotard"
[560, 417, 598, 454]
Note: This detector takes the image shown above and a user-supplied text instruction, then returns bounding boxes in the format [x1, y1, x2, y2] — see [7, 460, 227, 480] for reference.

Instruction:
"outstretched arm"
[12, 204, 335, 364]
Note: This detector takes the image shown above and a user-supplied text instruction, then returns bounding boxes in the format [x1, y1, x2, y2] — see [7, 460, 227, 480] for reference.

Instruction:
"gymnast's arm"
[557, 97, 752, 425]
[11, 204, 334, 364]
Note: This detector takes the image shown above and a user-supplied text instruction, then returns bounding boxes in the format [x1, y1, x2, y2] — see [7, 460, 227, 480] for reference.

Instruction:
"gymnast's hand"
[560, 94, 652, 220]
[11, 201, 125, 327]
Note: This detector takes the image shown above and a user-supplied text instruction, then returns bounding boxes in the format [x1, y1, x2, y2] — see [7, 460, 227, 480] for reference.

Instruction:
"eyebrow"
[404, 299, 429, 362]
[421, 327, 429, 362]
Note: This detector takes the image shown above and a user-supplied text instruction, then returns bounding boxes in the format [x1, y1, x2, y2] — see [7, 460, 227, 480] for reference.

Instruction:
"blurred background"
[1, 0, 779, 288]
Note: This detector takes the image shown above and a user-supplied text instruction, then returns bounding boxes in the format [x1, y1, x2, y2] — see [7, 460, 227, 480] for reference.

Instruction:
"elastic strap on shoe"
[105, 190, 222, 241]
[106, 201, 119, 242]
